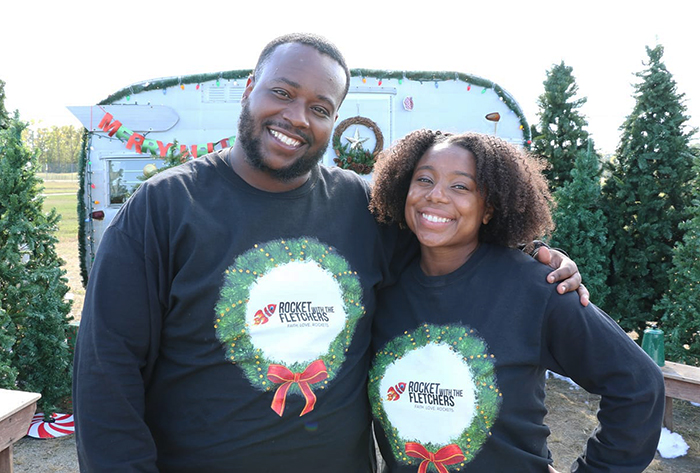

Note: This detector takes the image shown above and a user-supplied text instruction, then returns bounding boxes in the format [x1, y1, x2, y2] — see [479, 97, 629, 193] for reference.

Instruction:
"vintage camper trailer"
[69, 68, 531, 282]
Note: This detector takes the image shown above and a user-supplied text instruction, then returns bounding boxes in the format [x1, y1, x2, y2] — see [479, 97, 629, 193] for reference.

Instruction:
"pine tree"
[549, 141, 611, 303]
[0, 115, 73, 414]
[654, 152, 700, 365]
[531, 61, 590, 191]
[602, 45, 696, 336]
[0, 306, 17, 389]
[0, 80, 16, 389]
[0, 79, 9, 129]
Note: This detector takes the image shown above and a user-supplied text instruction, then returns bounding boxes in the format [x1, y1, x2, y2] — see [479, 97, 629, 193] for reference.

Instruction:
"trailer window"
[107, 159, 162, 205]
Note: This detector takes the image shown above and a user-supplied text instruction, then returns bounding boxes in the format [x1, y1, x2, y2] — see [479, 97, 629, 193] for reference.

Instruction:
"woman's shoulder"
[483, 244, 558, 291]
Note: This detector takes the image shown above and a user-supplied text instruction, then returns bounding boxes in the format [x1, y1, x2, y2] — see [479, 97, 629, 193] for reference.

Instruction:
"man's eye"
[273, 89, 290, 98]
[313, 106, 330, 117]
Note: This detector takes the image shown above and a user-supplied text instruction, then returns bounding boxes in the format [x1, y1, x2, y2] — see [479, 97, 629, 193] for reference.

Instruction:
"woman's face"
[404, 142, 493, 254]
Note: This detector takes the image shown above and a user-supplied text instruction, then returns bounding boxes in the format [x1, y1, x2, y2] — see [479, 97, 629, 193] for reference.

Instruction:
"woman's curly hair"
[369, 129, 555, 248]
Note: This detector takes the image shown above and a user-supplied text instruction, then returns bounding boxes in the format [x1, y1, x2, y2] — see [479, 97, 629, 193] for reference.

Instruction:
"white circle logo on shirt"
[247, 261, 346, 364]
[380, 343, 477, 445]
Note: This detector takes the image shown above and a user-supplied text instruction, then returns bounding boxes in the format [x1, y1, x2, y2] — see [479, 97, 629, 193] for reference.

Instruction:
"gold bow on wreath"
[332, 116, 384, 175]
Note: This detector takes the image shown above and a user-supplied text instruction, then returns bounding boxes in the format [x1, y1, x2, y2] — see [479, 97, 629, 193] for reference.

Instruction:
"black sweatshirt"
[370, 243, 664, 473]
[73, 150, 405, 472]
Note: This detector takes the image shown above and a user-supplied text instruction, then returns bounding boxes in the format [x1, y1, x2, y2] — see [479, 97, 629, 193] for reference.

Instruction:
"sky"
[2, 0, 698, 154]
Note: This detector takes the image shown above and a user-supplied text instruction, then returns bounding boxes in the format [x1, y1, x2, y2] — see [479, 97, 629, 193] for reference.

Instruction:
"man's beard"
[237, 102, 329, 182]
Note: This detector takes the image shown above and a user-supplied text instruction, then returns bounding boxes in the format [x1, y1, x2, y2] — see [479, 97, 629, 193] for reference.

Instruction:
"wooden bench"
[660, 361, 700, 431]
[0, 389, 41, 473]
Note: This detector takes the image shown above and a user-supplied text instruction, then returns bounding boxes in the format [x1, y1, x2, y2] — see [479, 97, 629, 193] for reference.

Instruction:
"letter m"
[98, 112, 122, 137]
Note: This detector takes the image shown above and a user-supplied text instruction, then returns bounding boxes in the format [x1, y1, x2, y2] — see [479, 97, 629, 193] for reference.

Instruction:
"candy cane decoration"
[27, 413, 75, 439]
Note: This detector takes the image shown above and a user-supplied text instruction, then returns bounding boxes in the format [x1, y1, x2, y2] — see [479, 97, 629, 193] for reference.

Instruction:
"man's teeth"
[270, 129, 301, 147]
[422, 213, 451, 223]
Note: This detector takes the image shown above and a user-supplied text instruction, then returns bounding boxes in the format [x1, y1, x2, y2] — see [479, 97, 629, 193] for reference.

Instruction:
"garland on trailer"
[98, 70, 253, 105]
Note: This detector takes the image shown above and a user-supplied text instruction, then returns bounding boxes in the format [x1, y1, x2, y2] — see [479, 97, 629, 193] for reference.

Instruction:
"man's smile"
[269, 128, 304, 148]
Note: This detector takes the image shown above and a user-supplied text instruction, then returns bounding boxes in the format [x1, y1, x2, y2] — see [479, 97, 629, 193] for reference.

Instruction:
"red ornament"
[467, 84, 471, 91]
[378, 79, 383, 86]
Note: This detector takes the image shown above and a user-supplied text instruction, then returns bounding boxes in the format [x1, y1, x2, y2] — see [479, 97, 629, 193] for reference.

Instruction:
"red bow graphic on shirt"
[405, 442, 465, 473]
[267, 359, 328, 417]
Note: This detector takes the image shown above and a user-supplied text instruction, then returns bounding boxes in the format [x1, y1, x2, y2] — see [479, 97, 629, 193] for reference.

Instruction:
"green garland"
[77, 129, 90, 287]
[350, 69, 531, 147]
[98, 70, 253, 105]
[215, 237, 364, 394]
[369, 323, 501, 468]
[97, 68, 530, 145]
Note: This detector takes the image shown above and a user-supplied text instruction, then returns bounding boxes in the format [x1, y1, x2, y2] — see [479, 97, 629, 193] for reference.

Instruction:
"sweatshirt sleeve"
[540, 296, 665, 472]
[73, 209, 165, 472]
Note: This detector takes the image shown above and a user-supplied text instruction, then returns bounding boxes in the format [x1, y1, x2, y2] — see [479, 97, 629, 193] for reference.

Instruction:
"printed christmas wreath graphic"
[215, 237, 364, 417]
[369, 324, 501, 472]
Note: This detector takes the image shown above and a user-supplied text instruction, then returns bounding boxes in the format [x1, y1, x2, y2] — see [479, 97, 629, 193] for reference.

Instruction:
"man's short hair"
[254, 33, 351, 102]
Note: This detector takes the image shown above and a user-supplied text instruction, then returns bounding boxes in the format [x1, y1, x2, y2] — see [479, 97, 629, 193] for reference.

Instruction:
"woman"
[368, 130, 664, 472]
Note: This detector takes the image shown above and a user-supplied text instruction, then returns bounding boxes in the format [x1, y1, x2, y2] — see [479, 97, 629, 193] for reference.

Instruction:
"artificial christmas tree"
[531, 61, 591, 191]
[602, 45, 696, 335]
[0, 79, 9, 130]
[654, 153, 700, 365]
[0, 115, 73, 415]
[550, 142, 611, 303]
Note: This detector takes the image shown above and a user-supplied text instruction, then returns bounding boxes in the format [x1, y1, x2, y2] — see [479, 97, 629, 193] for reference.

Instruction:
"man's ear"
[242, 76, 255, 101]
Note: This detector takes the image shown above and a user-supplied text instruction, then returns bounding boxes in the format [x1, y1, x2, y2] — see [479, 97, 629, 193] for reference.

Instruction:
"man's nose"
[282, 101, 310, 129]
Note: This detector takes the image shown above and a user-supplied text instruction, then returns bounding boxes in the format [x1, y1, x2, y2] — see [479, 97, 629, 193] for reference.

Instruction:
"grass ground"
[42, 179, 84, 321]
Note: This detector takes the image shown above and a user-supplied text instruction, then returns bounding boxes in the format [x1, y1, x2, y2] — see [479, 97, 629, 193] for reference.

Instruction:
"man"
[73, 33, 584, 472]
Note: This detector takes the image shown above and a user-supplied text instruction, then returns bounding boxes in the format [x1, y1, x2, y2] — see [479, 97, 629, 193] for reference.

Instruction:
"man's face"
[236, 43, 347, 185]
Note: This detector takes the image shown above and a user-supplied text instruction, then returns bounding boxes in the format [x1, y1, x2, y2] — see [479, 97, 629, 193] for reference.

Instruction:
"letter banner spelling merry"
[97, 111, 235, 159]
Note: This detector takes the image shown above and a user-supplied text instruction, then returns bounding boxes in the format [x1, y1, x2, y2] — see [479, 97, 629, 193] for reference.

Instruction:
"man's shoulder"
[131, 152, 222, 202]
[317, 164, 371, 194]
[148, 151, 220, 183]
